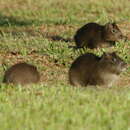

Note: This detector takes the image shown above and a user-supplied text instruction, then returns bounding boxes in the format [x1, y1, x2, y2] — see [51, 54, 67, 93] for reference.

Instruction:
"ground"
[0, 0, 130, 129]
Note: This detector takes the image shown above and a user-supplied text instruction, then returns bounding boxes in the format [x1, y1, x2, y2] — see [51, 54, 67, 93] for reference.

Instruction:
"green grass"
[0, 85, 130, 130]
[0, 0, 130, 129]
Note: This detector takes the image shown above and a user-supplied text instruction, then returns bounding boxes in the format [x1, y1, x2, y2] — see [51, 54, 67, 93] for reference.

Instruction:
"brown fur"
[3, 62, 40, 85]
[69, 52, 127, 87]
[74, 22, 126, 49]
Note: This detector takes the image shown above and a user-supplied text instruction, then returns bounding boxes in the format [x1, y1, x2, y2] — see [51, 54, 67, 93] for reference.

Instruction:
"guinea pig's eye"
[111, 29, 117, 33]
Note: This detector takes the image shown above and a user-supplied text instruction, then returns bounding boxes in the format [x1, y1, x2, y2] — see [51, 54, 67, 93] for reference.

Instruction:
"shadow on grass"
[49, 35, 73, 43]
[0, 14, 34, 27]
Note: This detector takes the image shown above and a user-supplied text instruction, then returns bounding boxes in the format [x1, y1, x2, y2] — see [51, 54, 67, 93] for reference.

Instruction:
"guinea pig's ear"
[102, 52, 111, 59]
[102, 52, 107, 58]
[102, 52, 106, 56]
[111, 51, 117, 57]
[103, 52, 109, 56]
[105, 23, 113, 30]
[112, 22, 116, 26]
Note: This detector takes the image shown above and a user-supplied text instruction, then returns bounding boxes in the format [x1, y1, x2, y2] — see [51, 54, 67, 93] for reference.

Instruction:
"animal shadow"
[48, 35, 73, 43]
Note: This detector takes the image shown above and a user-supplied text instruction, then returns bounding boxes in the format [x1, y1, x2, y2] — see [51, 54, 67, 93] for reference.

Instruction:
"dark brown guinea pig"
[74, 22, 126, 49]
[3, 62, 40, 85]
[69, 52, 127, 87]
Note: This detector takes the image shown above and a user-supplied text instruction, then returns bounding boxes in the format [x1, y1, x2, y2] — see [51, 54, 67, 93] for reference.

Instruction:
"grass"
[0, 0, 130, 129]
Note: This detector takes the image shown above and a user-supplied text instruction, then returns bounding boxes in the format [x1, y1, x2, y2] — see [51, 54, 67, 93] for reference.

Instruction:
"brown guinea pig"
[74, 22, 127, 49]
[69, 52, 127, 87]
[3, 62, 40, 85]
